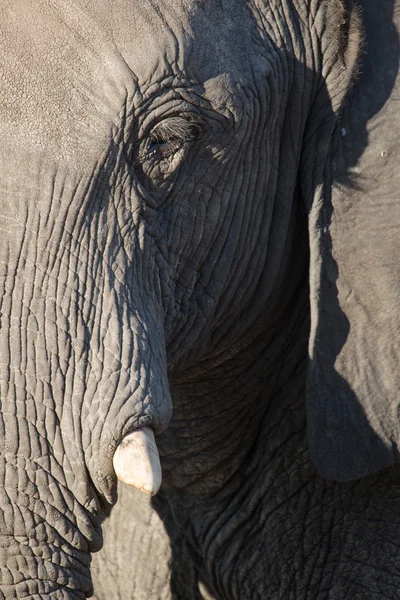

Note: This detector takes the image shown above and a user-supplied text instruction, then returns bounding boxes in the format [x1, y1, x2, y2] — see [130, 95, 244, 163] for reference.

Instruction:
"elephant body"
[0, 0, 400, 598]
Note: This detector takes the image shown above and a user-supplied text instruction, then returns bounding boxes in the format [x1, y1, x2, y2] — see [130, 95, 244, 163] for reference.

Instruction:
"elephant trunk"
[0, 162, 172, 594]
[0, 446, 99, 599]
[0, 327, 102, 598]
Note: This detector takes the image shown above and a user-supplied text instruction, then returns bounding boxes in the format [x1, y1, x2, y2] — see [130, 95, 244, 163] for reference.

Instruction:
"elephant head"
[1, 0, 398, 598]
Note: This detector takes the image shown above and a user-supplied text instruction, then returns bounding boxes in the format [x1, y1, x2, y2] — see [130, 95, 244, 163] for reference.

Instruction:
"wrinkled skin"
[1, 0, 400, 598]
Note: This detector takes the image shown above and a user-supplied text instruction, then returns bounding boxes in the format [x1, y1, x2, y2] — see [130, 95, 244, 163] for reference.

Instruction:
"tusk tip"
[113, 427, 162, 496]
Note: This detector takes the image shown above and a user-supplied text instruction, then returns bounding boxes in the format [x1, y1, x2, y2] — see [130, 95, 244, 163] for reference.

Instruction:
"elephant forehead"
[0, 1, 129, 166]
[108, 0, 258, 84]
[0, 0, 258, 167]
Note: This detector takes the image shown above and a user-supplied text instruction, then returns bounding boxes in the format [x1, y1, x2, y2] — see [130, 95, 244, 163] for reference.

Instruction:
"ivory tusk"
[113, 427, 162, 496]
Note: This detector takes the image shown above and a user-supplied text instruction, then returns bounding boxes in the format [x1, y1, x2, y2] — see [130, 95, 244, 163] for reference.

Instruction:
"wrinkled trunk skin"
[0, 153, 171, 596]
[0, 175, 96, 597]
[0, 456, 97, 599]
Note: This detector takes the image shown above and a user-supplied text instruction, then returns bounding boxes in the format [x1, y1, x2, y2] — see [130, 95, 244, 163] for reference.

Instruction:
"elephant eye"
[138, 116, 199, 168]
[143, 136, 183, 162]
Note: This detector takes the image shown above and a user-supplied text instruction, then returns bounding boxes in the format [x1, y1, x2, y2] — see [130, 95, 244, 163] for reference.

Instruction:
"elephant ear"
[304, 0, 400, 481]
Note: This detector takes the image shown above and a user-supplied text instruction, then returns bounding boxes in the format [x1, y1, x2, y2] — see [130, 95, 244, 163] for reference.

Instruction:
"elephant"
[1, 0, 400, 598]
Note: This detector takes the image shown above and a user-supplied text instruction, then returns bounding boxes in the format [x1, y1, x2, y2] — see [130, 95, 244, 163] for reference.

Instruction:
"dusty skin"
[0, 1, 400, 599]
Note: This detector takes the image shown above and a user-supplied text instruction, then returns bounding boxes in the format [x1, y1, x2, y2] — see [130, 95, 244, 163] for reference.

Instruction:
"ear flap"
[304, 1, 400, 481]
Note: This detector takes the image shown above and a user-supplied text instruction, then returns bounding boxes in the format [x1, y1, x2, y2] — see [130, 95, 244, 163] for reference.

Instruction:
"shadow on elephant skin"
[146, 2, 400, 598]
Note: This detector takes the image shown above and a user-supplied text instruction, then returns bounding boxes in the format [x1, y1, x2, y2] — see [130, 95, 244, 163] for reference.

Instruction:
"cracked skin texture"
[0, 0, 400, 599]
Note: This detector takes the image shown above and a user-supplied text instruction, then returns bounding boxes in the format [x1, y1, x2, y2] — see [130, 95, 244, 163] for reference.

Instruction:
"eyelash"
[139, 137, 185, 163]
[137, 116, 200, 165]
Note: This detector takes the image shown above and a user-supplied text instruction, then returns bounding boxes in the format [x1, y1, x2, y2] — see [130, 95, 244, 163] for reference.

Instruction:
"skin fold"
[0, 0, 400, 598]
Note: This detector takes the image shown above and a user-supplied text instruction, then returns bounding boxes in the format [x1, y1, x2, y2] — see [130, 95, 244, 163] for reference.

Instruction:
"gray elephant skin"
[0, 0, 399, 598]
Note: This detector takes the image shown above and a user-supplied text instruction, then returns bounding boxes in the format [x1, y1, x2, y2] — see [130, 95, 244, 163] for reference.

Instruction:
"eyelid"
[140, 139, 183, 163]
[150, 116, 199, 143]
[136, 115, 201, 165]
